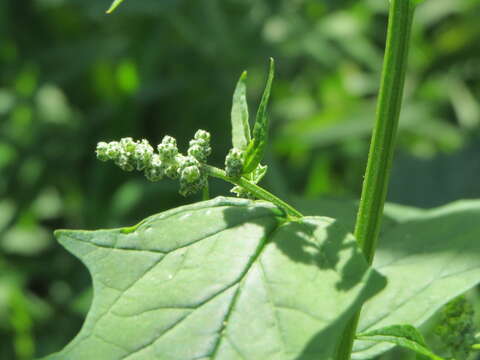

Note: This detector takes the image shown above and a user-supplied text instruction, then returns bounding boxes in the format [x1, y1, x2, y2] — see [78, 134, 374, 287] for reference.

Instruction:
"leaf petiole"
[205, 165, 303, 219]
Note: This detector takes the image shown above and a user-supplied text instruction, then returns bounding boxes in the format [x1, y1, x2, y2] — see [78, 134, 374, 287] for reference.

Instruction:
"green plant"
[37, 0, 480, 359]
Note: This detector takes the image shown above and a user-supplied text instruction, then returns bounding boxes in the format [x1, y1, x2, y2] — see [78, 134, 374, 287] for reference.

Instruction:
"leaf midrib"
[61, 205, 283, 359]
[208, 222, 286, 359]
[121, 221, 283, 359]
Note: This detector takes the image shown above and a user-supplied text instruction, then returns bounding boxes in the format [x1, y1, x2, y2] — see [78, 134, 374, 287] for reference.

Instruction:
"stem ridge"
[335, 0, 416, 358]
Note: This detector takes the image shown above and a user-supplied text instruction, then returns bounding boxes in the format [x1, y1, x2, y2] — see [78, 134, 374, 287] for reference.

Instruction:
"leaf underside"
[44, 197, 384, 360]
[352, 200, 480, 359]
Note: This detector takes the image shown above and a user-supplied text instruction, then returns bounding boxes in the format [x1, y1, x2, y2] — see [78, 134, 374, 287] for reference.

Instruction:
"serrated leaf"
[44, 197, 385, 360]
[353, 200, 480, 359]
[231, 71, 250, 150]
[106, 0, 126, 14]
[243, 58, 274, 174]
[356, 325, 444, 360]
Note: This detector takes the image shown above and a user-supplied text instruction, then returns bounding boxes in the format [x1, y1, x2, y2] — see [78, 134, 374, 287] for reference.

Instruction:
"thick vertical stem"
[335, 0, 416, 359]
[355, 0, 415, 265]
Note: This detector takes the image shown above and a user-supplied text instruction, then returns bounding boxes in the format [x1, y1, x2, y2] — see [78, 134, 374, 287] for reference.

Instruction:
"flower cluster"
[435, 296, 477, 360]
[188, 130, 211, 162]
[96, 130, 211, 197]
[96, 138, 154, 172]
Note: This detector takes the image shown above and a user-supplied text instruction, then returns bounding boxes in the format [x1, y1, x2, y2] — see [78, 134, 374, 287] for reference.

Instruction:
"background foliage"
[1, 0, 479, 359]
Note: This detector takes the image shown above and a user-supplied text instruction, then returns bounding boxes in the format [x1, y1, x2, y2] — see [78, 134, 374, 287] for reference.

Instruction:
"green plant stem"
[335, 0, 416, 359]
[202, 183, 210, 200]
[205, 165, 303, 218]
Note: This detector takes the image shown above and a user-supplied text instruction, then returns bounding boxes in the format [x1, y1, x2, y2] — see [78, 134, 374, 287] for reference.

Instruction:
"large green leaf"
[353, 200, 480, 359]
[294, 197, 425, 234]
[44, 197, 384, 360]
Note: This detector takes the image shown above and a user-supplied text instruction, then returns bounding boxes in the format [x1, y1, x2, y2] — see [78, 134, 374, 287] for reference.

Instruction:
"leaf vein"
[209, 222, 282, 359]
[259, 258, 289, 357]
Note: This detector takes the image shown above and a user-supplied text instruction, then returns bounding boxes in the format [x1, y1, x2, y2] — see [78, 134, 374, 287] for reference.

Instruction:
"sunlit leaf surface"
[44, 197, 384, 360]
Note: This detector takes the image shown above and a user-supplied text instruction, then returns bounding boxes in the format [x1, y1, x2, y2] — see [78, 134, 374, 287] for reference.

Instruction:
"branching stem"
[335, 0, 416, 359]
[206, 165, 303, 218]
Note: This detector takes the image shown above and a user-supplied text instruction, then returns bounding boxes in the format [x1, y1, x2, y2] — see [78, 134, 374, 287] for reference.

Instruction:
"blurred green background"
[1, 0, 479, 358]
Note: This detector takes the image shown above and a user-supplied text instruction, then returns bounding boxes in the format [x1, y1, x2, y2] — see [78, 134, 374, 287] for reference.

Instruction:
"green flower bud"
[181, 165, 201, 183]
[144, 167, 163, 181]
[132, 139, 154, 171]
[106, 141, 121, 160]
[164, 165, 179, 179]
[179, 172, 207, 197]
[144, 154, 164, 182]
[177, 153, 207, 197]
[107, 137, 137, 171]
[162, 135, 176, 146]
[120, 137, 136, 154]
[187, 130, 211, 162]
[178, 155, 200, 169]
[194, 129, 210, 142]
[96, 142, 110, 161]
[158, 136, 179, 162]
[225, 148, 244, 178]
[115, 154, 134, 172]
[187, 144, 205, 161]
[435, 296, 477, 360]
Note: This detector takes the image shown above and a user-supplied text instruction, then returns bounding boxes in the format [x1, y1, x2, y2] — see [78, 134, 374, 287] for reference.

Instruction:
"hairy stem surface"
[206, 165, 303, 218]
[335, 0, 416, 358]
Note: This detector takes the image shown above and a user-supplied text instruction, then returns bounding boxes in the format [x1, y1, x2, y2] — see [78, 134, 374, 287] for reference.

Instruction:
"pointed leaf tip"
[242, 58, 275, 174]
[53, 229, 66, 239]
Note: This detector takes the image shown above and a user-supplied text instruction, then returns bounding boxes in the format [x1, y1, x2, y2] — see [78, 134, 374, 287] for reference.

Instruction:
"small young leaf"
[251, 163, 268, 183]
[106, 0, 126, 14]
[230, 164, 267, 198]
[357, 325, 444, 360]
[231, 71, 250, 150]
[243, 58, 275, 174]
